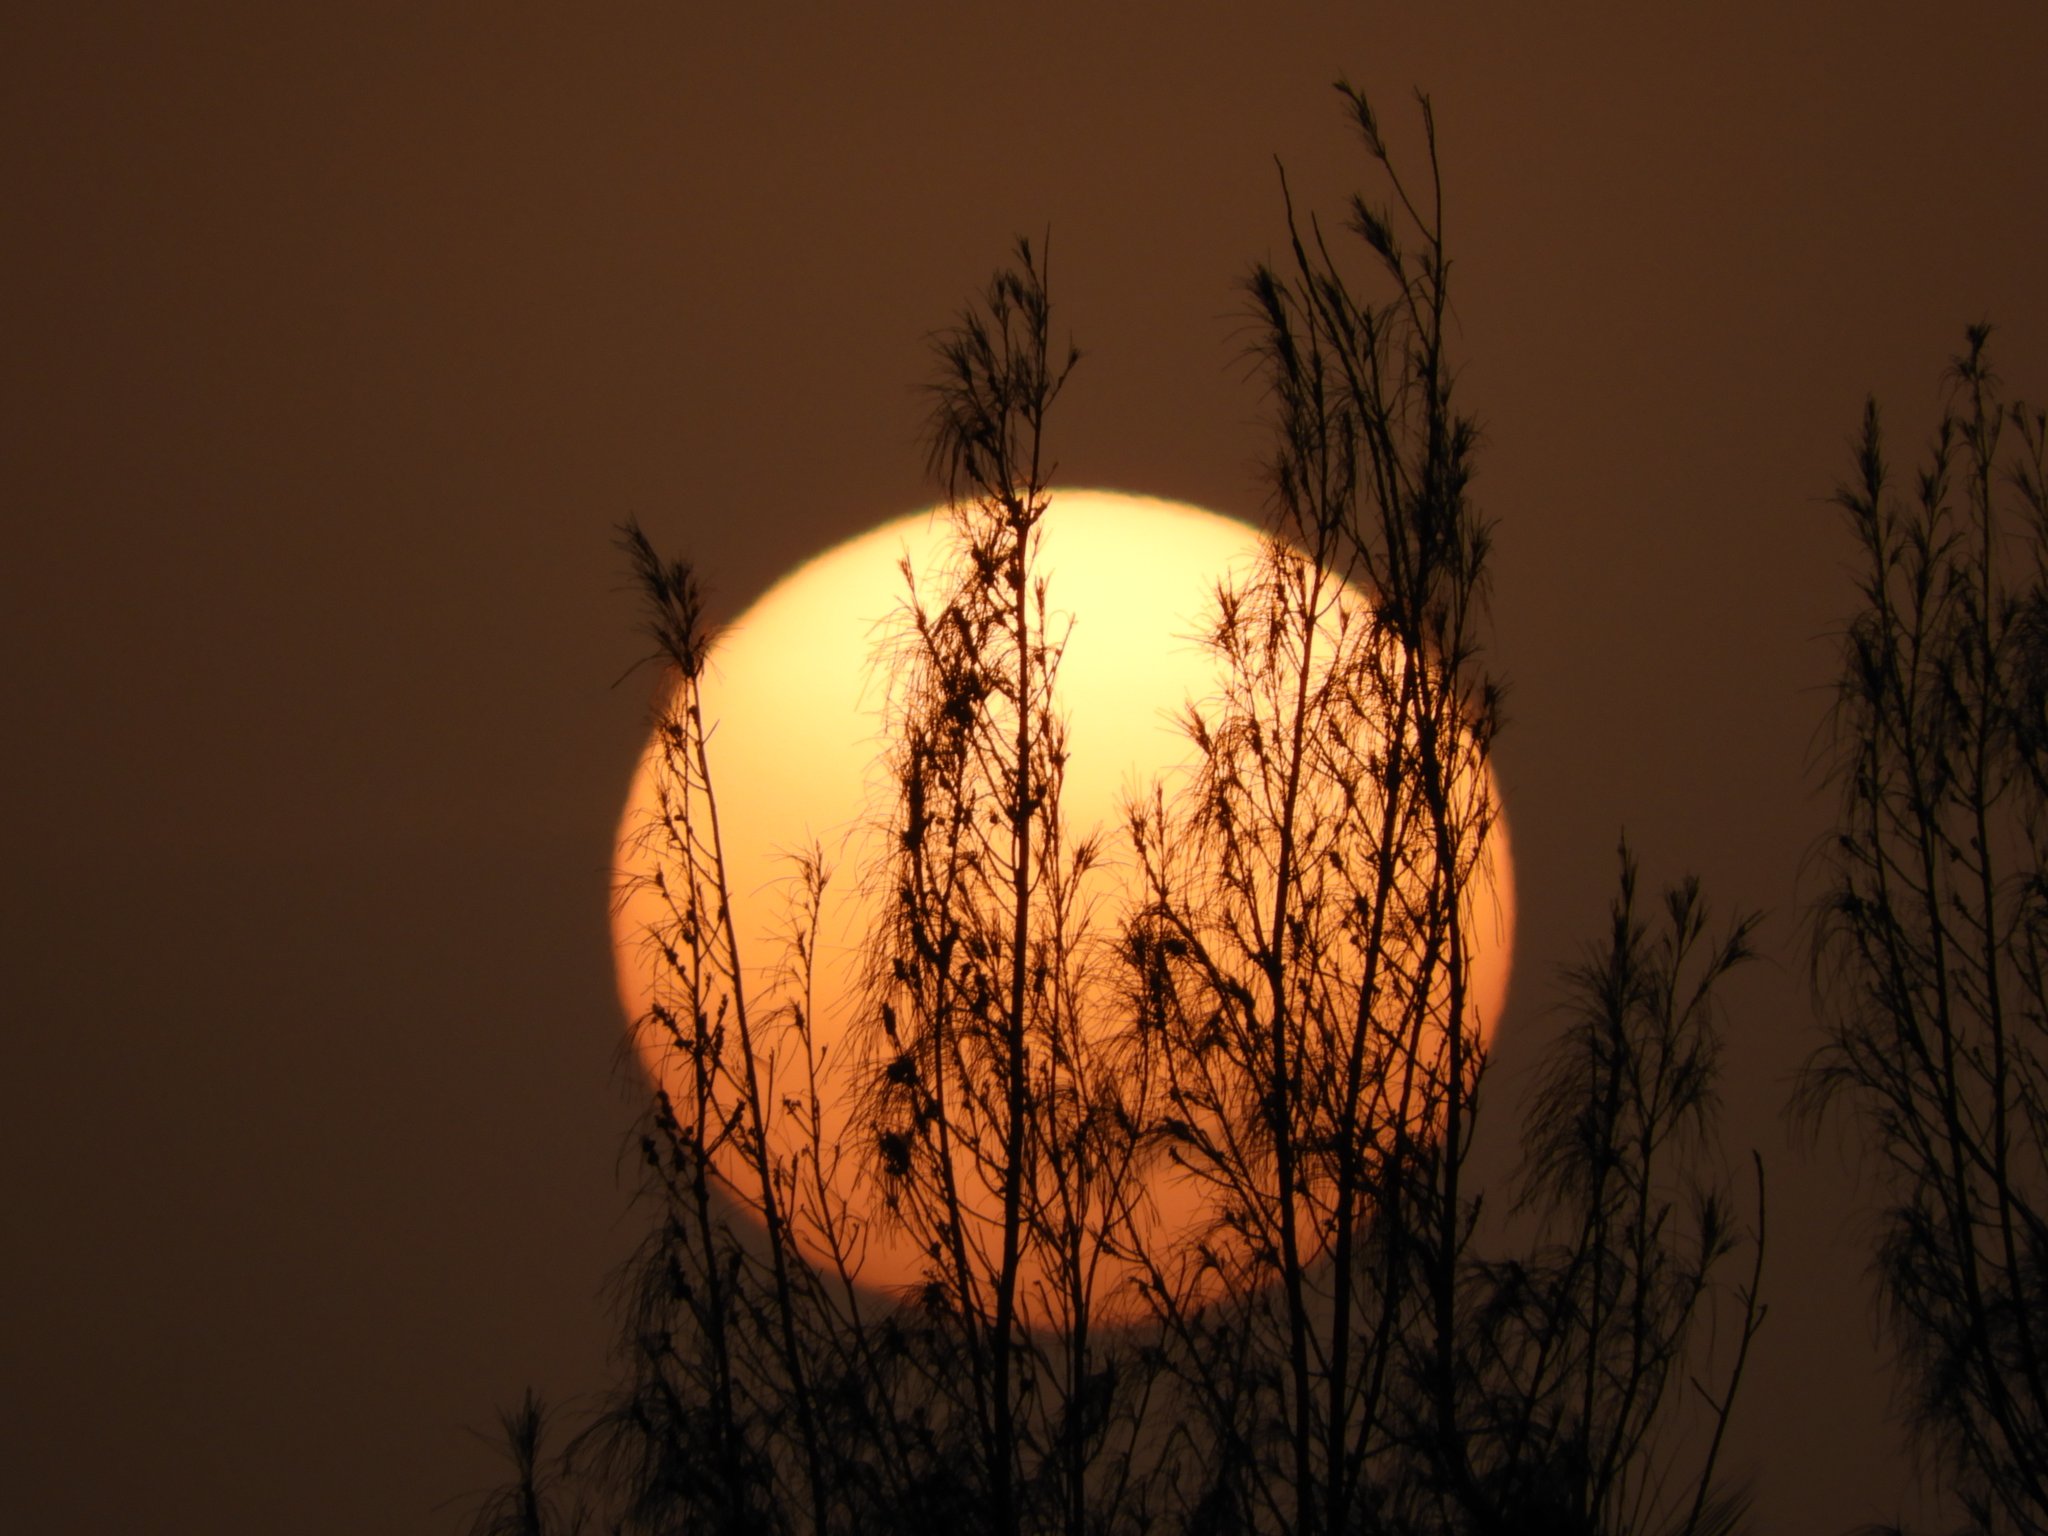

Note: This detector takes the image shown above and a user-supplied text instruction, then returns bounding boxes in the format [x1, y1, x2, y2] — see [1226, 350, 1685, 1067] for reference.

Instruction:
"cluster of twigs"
[466, 86, 1765, 1536]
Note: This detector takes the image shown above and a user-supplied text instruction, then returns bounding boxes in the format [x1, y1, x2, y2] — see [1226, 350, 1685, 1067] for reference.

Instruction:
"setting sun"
[611, 491, 1514, 1318]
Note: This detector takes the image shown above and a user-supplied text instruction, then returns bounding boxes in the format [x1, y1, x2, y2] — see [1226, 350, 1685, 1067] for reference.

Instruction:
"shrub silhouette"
[464, 85, 1764, 1536]
[1805, 326, 2048, 1535]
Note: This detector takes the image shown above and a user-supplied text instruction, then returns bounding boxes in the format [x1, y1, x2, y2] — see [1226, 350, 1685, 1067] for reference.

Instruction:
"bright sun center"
[611, 490, 1514, 1321]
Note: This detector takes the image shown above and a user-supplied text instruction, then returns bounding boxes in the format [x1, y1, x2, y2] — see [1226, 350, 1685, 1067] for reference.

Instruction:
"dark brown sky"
[5, 4, 2045, 1532]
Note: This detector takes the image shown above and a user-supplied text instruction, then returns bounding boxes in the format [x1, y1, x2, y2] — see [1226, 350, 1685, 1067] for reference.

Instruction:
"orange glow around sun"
[611, 491, 1513, 1323]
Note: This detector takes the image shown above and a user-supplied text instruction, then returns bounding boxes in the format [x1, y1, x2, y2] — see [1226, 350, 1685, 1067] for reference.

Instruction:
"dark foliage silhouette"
[1806, 327, 2048, 1536]
[463, 1391, 590, 1536]
[1454, 848, 1763, 1536]
[1117, 84, 1499, 1535]
[462, 85, 1765, 1536]
[855, 235, 1162, 1536]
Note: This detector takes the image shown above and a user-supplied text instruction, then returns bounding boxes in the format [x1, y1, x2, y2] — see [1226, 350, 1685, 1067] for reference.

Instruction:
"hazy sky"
[5, 5, 2046, 1532]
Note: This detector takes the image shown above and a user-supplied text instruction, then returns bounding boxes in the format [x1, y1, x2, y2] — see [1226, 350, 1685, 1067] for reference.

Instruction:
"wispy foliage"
[1119, 84, 1504, 1536]
[1458, 847, 1764, 1536]
[462, 85, 1766, 1536]
[1806, 327, 2048, 1534]
[464, 1391, 590, 1536]
[856, 235, 1156, 1536]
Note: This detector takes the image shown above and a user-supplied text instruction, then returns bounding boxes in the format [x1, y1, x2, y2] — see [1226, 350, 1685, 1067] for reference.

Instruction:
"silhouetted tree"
[1118, 84, 1500, 1536]
[1116, 87, 1766, 1536]
[855, 235, 1155, 1536]
[464, 1391, 589, 1536]
[1456, 846, 1764, 1536]
[1806, 327, 2048, 1535]
[462, 81, 1766, 1536]
[589, 525, 827, 1535]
